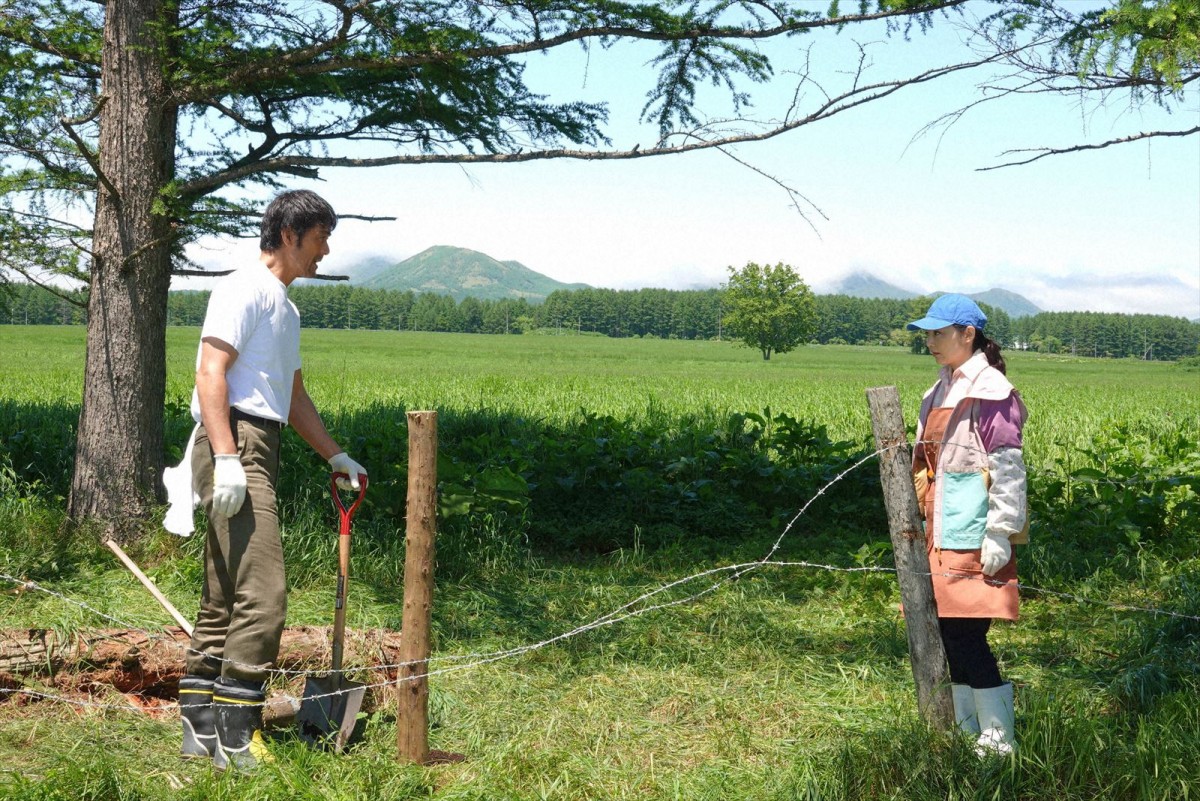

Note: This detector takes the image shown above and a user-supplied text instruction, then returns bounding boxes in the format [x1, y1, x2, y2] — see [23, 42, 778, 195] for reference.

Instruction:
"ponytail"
[974, 331, 1006, 375]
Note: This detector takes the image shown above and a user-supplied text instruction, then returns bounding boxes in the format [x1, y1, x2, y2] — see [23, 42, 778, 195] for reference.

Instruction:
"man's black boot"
[213, 677, 273, 771]
[179, 675, 217, 759]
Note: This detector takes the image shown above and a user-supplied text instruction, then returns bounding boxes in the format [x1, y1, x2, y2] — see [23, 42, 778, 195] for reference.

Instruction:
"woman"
[907, 294, 1028, 757]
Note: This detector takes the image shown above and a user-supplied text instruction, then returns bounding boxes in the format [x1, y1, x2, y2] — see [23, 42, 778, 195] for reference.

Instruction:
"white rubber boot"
[952, 683, 980, 736]
[973, 682, 1016, 757]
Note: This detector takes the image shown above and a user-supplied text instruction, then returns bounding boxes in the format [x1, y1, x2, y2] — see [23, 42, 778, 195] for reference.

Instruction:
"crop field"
[4, 326, 1194, 462]
[1, 326, 1199, 800]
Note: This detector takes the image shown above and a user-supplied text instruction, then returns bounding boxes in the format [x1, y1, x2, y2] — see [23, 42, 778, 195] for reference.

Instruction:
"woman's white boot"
[952, 683, 980, 735]
[973, 682, 1016, 757]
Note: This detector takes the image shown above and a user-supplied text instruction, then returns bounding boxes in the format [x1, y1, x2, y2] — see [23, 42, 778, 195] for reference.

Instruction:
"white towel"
[162, 423, 201, 536]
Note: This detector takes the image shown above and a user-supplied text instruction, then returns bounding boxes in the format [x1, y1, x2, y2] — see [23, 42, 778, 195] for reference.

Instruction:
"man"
[177, 189, 366, 771]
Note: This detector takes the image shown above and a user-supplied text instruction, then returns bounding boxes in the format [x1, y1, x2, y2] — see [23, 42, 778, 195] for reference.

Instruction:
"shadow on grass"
[6, 399, 1191, 705]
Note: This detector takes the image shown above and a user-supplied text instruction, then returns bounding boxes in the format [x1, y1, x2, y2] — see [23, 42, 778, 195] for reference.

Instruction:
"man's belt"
[229, 407, 282, 431]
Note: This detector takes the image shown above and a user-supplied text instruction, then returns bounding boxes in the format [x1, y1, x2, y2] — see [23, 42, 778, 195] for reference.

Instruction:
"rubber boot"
[973, 682, 1016, 757]
[179, 675, 217, 759]
[213, 677, 273, 772]
[951, 683, 980, 736]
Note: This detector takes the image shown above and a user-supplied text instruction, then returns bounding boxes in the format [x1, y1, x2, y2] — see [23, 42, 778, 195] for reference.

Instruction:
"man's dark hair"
[259, 190, 337, 251]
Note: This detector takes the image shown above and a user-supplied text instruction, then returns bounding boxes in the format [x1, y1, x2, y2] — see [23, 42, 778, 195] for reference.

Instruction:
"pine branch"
[979, 125, 1200, 170]
[170, 268, 349, 281]
[0, 262, 88, 308]
[178, 50, 998, 196]
[179, 1, 969, 102]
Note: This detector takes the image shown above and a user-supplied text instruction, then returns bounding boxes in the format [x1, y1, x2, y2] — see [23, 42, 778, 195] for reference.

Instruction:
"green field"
[4, 325, 1194, 462]
[2, 327, 1199, 800]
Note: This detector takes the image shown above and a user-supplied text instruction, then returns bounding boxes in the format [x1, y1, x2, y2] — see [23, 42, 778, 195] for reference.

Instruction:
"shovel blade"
[297, 675, 366, 752]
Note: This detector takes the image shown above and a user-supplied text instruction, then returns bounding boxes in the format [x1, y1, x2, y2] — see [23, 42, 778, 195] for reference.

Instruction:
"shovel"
[297, 472, 368, 752]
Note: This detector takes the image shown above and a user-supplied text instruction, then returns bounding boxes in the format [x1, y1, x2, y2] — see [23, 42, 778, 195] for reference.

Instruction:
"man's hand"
[212, 454, 248, 517]
[328, 452, 367, 491]
[979, 533, 1012, 577]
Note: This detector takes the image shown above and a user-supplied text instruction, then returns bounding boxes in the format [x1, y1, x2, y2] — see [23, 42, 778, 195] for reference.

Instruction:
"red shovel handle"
[330, 473, 368, 536]
[329, 473, 365, 675]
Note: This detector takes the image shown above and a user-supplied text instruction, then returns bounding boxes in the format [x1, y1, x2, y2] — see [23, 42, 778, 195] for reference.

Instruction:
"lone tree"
[0, 0, 1193, 533]
[722, 262, 815, 361]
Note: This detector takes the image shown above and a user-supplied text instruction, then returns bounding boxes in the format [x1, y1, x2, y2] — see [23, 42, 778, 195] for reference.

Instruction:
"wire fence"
[2, 440, 1197, 713]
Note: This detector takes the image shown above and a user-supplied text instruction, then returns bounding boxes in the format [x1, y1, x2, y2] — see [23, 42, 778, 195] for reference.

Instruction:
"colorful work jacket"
[912, 353, 1028, 550]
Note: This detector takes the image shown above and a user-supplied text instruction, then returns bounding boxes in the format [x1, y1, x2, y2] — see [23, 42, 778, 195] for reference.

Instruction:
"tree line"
[6, 281, 1197, 360]
[1011, 311, 1200, 360]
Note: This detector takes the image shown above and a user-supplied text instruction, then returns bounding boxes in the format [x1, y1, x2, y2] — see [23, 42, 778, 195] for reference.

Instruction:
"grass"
[4, 562, 1198, 799]
[1, 326, 1199, 799]
[3, 326, 1197, 465]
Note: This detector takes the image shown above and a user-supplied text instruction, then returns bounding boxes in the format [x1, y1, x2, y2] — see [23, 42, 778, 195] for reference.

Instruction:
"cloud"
[1022, 271, 1200, 319]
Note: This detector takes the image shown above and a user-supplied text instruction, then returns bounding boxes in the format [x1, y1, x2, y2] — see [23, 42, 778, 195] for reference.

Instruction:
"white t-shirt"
[190, 264, 302, 423]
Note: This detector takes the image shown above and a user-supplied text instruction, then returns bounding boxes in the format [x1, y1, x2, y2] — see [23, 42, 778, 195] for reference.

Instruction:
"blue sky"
[181, 5, 1200, 319]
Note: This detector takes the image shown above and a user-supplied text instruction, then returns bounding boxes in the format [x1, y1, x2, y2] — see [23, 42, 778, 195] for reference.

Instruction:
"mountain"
[354, 245, 589, 301]
[830, 271, 919, 300]
[828, 271, 1041, 319]
[967, 288, 1041, 319]
[340, 254, 395, 285]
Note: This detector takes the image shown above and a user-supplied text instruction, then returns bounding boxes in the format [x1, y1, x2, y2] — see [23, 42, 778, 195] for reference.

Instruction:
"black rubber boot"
[179, 675, 217, 759]
[213, 677, 273, 772]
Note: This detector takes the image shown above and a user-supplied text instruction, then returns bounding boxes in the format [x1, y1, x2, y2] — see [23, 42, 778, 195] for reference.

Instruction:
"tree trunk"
[68, 0, 179, 535]
[865, 386, 953, 730]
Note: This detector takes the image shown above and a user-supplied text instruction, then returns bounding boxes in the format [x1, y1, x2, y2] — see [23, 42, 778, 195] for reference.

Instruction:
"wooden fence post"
[865, 386, 953, 730]
[397, 410, 437, 763]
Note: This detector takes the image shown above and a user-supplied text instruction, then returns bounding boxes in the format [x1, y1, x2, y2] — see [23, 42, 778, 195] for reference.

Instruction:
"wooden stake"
[104, 539, 194, 636]
[397, 411, 437, 764]
[865, 386, 953, 730]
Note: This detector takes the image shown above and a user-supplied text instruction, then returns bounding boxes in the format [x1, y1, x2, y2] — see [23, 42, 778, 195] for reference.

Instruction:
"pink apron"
[921, 407, 1019, 621]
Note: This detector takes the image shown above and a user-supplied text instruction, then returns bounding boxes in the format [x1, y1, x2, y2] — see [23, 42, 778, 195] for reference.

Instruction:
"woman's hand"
[980, 533, 1012, 577]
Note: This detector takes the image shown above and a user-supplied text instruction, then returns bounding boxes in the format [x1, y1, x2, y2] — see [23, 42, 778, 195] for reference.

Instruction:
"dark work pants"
[939, 617, 1004, 689]
[186, 416, 285, 684]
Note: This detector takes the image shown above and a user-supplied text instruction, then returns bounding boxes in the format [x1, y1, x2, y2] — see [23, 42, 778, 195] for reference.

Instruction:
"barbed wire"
[1, 440, 902, 681]
[1039, 474, 1199, 488]
[4, 558, 1198, 707]
[3, 438, 1197, 713]
[4, 556, 1197, 713]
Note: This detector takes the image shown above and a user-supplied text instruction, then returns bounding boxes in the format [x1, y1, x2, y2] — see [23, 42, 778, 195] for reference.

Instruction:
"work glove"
[328, 452, 367, 491]
[211, 454, 247, 518]
[979, 533, 1012, 577]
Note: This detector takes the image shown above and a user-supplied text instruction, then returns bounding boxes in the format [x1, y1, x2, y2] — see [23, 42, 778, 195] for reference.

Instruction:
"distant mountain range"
[343, 251, 1043, 318]
[829, 271, 1042, 318]
[833, 271, 920, 301]
[351, 245, 588, 302]
[967, 288, 1042, 319]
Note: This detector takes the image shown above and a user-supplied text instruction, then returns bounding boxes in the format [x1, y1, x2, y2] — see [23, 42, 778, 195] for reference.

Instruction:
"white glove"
[328, 452, 367, 491]
[979, 533, 1012, 577]
[211, 454, 247, 518]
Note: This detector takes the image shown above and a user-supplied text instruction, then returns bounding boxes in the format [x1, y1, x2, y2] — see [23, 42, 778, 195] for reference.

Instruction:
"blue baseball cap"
[906, 294, 987, 331]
